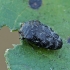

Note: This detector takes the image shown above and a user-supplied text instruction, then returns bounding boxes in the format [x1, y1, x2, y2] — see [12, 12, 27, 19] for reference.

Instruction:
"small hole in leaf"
[29, 0, 42, 9]
[0, 26, 20, 70]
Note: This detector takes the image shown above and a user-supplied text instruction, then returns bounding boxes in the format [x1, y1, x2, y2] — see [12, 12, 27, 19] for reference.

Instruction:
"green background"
[0, 0, 70, 70]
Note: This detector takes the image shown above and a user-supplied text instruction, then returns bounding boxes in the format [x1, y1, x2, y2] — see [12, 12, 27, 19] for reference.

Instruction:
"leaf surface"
[1, 0, 70, 70]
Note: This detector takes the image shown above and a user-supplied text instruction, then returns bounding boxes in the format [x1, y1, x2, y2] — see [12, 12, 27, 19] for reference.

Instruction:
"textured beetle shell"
[19, 20, 63, 50]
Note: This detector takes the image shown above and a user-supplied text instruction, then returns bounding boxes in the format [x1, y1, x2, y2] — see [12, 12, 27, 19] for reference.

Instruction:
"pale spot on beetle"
[35, 40, 39, 43]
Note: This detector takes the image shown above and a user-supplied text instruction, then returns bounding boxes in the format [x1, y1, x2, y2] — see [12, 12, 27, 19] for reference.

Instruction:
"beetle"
[19, 20, 63, 50]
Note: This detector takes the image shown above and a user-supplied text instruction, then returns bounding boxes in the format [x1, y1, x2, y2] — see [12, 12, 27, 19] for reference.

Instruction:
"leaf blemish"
[29, 0, 42, 9]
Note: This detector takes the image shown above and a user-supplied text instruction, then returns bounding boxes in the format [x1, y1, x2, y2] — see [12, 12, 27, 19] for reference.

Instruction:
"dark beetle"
[19, 20, 63, 50]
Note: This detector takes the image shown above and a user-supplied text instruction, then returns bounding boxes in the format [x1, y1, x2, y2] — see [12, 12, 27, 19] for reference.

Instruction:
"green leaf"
[0, 0, 70, 31]
[1, 0, 70, 70]
[5, 40, 70, 70]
